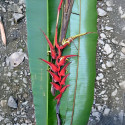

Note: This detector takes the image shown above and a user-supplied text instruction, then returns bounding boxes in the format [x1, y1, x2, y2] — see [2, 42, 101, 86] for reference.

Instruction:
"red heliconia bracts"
[59, 62, 71, 77]
[48, 70, 61, 82]
[57, 55, 78, 67]
[55, 85, 70, 104]
[39, 58, 59, 72]
[41, 30, 57, 59]
[40, 0, 92, 105]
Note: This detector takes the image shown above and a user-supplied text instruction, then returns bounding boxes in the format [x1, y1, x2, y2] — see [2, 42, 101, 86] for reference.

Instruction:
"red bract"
[48, 70, 61, 82]
[55, 85, 70, 104]
[41, 30, 57, 59]
[59, 62, 71, 77]
[50, 82, 61, 91]
[60, 73, 70, 85]
[57, 55, 78, 66]
[40, 58, 59, 72]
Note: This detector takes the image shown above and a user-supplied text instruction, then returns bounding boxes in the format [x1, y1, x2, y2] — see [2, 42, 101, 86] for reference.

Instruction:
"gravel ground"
[0, 0, 35, 125]
[88, 0, 125, 125]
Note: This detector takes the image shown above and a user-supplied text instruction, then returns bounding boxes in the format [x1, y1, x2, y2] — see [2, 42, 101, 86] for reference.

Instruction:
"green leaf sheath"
[26, 0, 98, 125]
[26, 0, 48, 125]
[60, 0, 98, 125]
[26, 0, 60, 125]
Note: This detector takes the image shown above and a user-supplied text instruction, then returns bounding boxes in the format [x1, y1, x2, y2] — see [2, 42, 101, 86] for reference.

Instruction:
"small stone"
[119, 81, 125, 90]
[111, 89, 117, 96]
[102, 64, 106, 69]
[119, 110, 124, 124]
[0, 100, 7, 107]
[106, 1, 113, 7]
[97, 8, 107, 16]
[7, 72, 11, 77]
[119, 41, 125, 47]
[8, 96, 17, 109]
[100, 33, 106, 39]
[8, 4, 22, 13]
[98, 90, 106, 95]
[108, 53, 114, 58]
[105, 26, 113, 30]
[19, 0, 25, 4]
[22, 101, 28, 105]
[96, 73, 104, 80]
[121, 13, 125, 19]
[104, 44, 112, 54]
[107, 7, 113, 11]
[112, 38, 118, 44]
[13, 13, 24, 22]
[122, 27, 125, 31]
[2, 7, 6, 12]
[121, 47, 125, 54]
[97, 106, 102, 111]
[0, 116, 4, 121]
[103, 108, 110, 116]
[98, 39, 104, 45]
[106, 61, 113, 67]
[23, 78, 27, 83]
[92, 112, 100, 117]
[119, 6, 123, 15]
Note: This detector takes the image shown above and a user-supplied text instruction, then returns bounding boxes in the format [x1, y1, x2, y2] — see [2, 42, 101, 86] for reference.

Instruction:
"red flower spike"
[40, 58, 59, 72]
[50, 82, 61, 91]
[41, 30, 57, 59]
[60, 73, 70, 85]
[60, 85, 70, 93]
[57, 55, 78, 66]
[59, 62, 71, 77]
[55, 93, 62, 105]
[48, 70, 61, 82]
[55, 84, 70, 104]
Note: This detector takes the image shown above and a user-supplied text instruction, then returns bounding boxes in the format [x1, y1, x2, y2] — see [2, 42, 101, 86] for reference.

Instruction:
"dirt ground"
[0, 0, 35, 124]
[88, 0, 125, 125]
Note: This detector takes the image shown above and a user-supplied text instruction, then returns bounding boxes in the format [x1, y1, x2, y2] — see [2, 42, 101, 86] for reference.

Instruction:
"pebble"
[23, 78, 28, 83]
[106, 1, 113, 7]
[0, 115, 4, 121]
[112, 38, 118, 44]
[104, 44, 112, 55]
[119, 41, 125, 47]
[121, 47, 125, 54]
[19, 0, 25, 4]
[103, 108, 110, 116]
[119, 6, 123, 15]
[119, 110, 124, 124]
[111, 89, 117, 96]
[96, 73, 104, 80]
[106, 61, 113, 67]
[98, 39, 104, 45]
[121, 13, 125, 19]
[102, 64, 106, 69]
[119, 81, 125, 90]
[97, 8, 107, 16]
[8, 4, 22, 13]
[98, 90, 106, 95]
[2, 7, 6, 12]
[13, 13, 24, 22]
[7, 96, 17, 109]
[0, 100, 7, 107]
[100, 33, 106, 39]
[7, 72, 11, 77]
[108, 53, 114, 58]
[105, 26, 113, 30]
[107, 7, 113, 12]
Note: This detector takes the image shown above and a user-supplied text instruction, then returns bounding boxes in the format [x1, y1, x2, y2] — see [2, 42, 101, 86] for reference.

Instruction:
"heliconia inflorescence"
[40, 0, 94, 105]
